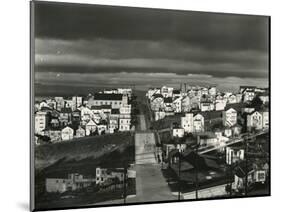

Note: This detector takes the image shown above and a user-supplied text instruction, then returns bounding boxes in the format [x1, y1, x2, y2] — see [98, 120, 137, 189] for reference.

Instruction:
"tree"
[250, 96, 263, 110]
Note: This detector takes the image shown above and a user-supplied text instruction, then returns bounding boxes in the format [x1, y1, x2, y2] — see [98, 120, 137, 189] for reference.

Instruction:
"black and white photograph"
[30, 1, 270, 211]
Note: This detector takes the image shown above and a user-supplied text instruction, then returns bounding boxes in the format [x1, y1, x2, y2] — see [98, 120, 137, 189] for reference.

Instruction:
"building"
[200, 101, 215, 112]
[193, 113, 205, 133]
[233, 162, 268, 193]
[90, 93, 128, 109]
[181, 95, 191, 112]
[172, 89, 181, 99]
[96, 167, 125, 185]
[231, 124, 242, 137]
[228, 94, 237, 104]
[226, 147, 244, 165]
[163, 97, 173, 112]
[59, 108, 72, 127]
[50, 118, 60, 128]
[215, 99, 226, 111]
[243, 90, 255, 102]
[120, 104, 131, 114]
[119, 115, 131, 131]
[72, 109, 81, 125]
[199, 133, 218, 146]
[150, 94, 164, 111]
[61, 126, 74, 141]
[172, 127, 184, 138]
[80, 106, 93, 125]
[35, 111, 49, 135]
[224, 127, 232, 137]
[172, 97, 182, 113]
[247, 111, 263, 130]
[72, 96, 83, 111]
[222, 108, 237, 127]
[146, 88, 161, 100]
[46, 173, 95, 193]
[161, 86, 173, 98]
[54, 97, 65, 111]
[181, 113, 194, 133]
[261, 110, 269, 129]
[258, 93, 269, 104]
[208, 86, 217, 96]
[45, 128, 61, 143]
[117, 88, 133, 99]
[85, 119, 97, 136]
[155, 110, 166, 121]
[75, 126, 86, 138]
[109, 117, 119, 133]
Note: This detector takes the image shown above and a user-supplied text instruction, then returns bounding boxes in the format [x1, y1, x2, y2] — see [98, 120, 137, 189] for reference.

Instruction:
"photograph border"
[30, 1, 271, 211]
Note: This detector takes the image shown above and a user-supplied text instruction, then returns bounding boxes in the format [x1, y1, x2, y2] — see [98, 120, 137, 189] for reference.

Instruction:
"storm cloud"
[33, 1, 269, 93]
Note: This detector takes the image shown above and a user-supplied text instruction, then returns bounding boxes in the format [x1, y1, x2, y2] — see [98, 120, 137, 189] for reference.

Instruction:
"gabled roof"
[86, 119, 97, 126]
[111, 109, 120, 114]
[94, 93, 123, 101]
[173, 89, 181, 94]
[60, 108, 72, 113]
[152, 93, 163, 99]
[164, 97, 173, 103]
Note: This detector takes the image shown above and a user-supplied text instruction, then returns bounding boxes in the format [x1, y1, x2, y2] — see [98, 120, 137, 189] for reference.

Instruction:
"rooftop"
[94, 93, 123, 101]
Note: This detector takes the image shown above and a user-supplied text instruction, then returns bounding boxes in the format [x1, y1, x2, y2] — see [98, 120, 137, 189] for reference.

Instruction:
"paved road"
[138, 114, 147, 131]
[95, 99, 176, 205]
[135, 132, 157, 164]
[182, 184, 228, 200]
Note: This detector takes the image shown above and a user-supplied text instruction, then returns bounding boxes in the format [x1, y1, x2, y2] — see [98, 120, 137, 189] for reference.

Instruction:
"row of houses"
[147, 85, 269, 121]
[170, 106, 268, 148]
[34, 89, 133, 144]
[46, 167, 136, 193]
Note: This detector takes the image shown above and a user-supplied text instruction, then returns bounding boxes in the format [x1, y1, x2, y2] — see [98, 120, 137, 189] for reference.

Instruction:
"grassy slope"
[35, 132, 134, 172]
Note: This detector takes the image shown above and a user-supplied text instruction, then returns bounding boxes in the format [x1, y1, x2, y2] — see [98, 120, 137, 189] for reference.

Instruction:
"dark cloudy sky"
[34, 1, 269, 93]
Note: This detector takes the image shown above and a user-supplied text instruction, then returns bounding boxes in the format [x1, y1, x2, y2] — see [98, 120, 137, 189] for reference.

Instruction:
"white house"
[226, 147, 244, 165]
[155, 110, 166, 121]
[86, 119, 97, 135]
[181, 95, 191, 112]
[172, 127, 184, 138]
[172, 97, 182, 113]
[75, 126, 86, 138]
[90, 93, 128, 109]
[243, 90, 255, 102]
[61, 126, 74, 141]
[193, 114, 205, 133]
[224, 127, 232, 137]
[228, 94, 237, 104]
[80, 106, 93, 125]
[161, 86, 173, 98]
[150, 94, 164, 111]
[215, 98, 226, 111]
[146, 88, 161, 100]
[119, 115, 131, 131]
[208, 86, 217, 96]
[109, 117, 119, 133]
[261, 110, 269, 129]
[200, 101, 215, 112]
[35, 111, 49, 135]
[181, 113, 194, 133]
[72, 96, 83, 111]
[223, 108, 237, 127]
[247, 111, 263, 130]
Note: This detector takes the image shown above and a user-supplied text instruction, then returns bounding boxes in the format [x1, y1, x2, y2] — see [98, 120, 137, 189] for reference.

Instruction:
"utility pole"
[195, 135, 199, 199]
[123, 165, 127, 204]
[178, 150, 181, 200]
[244, 133, 250, 196]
